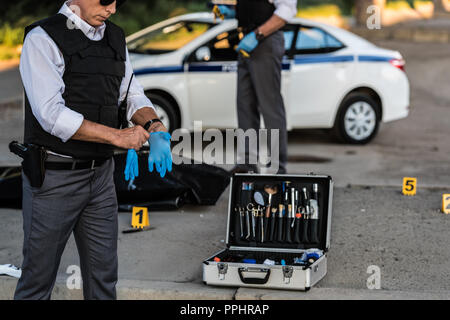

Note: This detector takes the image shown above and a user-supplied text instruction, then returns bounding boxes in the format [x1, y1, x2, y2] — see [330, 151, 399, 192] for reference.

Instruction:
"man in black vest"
[15, 0, 171, 299]
[215, 0, 297, 174]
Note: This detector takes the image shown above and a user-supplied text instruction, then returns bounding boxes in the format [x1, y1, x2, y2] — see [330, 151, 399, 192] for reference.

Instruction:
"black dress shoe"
[230, 164, 259, 174]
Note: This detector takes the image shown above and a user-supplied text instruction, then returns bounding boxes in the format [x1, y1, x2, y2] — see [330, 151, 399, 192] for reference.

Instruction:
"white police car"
[127, 13, 410, 144]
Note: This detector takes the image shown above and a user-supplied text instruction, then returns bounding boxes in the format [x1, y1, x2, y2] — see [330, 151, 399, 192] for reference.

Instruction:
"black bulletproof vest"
[236, 0, 275, 33]
[23, 13, 126, 160]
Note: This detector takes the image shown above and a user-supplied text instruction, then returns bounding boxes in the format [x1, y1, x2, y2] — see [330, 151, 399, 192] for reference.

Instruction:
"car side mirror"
[195, 46, 211, 62]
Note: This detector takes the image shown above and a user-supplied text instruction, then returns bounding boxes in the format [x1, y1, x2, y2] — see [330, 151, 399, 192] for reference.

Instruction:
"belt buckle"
[91, 160, 95, 169]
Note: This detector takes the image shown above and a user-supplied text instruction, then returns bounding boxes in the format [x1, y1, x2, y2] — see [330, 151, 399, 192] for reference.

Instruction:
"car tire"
[146, 92, 180, 133]
[333, 93, 381, 144]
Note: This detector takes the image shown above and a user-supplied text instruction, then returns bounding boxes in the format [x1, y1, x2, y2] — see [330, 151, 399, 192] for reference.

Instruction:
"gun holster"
[9, 141, 47, 188]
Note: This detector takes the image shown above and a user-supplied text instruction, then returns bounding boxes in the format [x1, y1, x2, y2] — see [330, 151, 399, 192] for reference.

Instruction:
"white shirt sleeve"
[272, 0, 298, 22]
[120, 48, 155, 122]
[20, 27, 84, 143]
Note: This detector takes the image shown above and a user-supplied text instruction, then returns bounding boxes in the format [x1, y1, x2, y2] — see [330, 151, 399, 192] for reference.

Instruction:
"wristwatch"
[255, 28, 265, 41]
[143, 118, 162, 131]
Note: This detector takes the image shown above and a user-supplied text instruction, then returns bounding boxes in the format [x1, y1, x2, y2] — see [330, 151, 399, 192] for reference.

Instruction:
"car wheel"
[146, 93, 180, 133]
[333, 93, 381, 144]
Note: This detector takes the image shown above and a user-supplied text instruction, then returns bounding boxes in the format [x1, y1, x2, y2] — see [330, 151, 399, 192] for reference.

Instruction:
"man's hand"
[236, 32, 259, 54]
[148, 132, 172, 178]
[114, 126, 150, 150]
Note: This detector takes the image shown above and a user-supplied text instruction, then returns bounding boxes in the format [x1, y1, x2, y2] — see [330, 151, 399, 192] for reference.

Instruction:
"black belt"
[45, 158, 108, 170]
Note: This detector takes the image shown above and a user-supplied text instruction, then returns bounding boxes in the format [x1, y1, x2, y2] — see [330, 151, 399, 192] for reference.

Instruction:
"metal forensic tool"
[254, 191, 265, 242]
[239, 207, 245, 238]
[292, 189, 299, 228]
[242, 182, 254, 240]
[277, 203, 284, 242]
[301, 187, 310, 243]
[246, 203, 253, 240]
[264, 184, 278, 243]
[285, 183, 293, 243]
[309, 183, 320, 243]
[293, 204, 302, 243]
[252, 206, 258, 240]
[264, 185, 278, 219]
[270, 207, 277, 241]
[235, 207, 245, 239]
[236, 183, 245, 239]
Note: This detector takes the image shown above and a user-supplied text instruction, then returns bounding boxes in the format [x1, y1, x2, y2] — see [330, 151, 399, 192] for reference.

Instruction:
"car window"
[128, 21, 213, 55]
[190, 29, 240, 62]
[283, 30, 295, 51]
[295, 27, 344, 54]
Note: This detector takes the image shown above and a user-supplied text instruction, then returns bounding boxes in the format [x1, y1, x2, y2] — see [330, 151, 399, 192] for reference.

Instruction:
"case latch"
[217, 263, 228, 280]
[282, 266, 294, 284]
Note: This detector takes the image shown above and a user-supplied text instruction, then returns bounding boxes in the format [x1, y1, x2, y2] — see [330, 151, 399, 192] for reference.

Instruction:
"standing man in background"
[215, 0, 297, 174]
[15, 0, 171, 300]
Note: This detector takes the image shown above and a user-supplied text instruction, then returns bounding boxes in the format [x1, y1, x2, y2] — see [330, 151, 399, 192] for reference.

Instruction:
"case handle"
[238, 267, 271, 285]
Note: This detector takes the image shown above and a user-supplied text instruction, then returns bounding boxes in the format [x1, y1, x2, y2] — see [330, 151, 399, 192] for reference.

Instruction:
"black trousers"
[14, 158, 118, 300]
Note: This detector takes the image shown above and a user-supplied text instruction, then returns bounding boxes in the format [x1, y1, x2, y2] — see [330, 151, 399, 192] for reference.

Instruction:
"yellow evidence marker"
[131, 207, 149, 229]
[402, 177, 417, 196]
[443, 194, 450, 214]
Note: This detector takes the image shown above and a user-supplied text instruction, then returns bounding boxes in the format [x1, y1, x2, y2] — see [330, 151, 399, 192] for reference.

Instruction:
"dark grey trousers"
[237, 30, 288, 173]
[14, 158, 118, 300]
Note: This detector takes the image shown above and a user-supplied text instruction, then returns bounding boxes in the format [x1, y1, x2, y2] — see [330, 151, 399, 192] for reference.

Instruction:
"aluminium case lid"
[226, 173, 334, 251]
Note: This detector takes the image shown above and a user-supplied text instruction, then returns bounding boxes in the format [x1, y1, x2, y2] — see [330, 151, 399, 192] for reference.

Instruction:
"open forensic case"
[203, 173, 333, 291]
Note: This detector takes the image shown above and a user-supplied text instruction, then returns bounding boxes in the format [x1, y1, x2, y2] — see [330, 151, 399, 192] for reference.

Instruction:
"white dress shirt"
[270, 0, 298, 22]
[20, 1, 154, 149]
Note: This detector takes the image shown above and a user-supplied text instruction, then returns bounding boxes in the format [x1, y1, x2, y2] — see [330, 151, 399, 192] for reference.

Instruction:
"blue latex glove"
[217, 5, 235, 19]
[124, 149, 139, 181]
[148, 132, 173, 178]
[236, 32, 259, 54]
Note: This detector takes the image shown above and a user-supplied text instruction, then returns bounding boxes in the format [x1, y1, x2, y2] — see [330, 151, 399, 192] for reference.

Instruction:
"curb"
[0, 277, 236, 300]
[235, 287, 450, 300]
[2, 276, 450, 300]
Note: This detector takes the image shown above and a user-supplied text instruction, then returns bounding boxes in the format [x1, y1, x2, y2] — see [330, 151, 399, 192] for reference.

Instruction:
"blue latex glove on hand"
[148, 132, 173, 178]
[124, 149, 139, 181]
[217, 5, 236, 19]
[236, 32, 259, 54]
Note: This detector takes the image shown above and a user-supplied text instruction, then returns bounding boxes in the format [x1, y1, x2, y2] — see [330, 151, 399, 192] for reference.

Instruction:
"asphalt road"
[0, 40, 449, 299]
[0, 66, 22, 105]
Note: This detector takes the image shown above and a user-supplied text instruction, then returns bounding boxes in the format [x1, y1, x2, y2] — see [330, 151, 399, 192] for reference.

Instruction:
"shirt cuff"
[274, 5, 297, 22]
[127, 95, 155, 122]
[51, 108, 84, 143]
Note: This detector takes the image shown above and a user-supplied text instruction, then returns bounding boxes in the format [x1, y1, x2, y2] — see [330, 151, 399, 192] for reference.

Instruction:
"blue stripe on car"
[358, 55, 395, 62]
[134, 66, 184, 75]
[294, 55, 355, 64]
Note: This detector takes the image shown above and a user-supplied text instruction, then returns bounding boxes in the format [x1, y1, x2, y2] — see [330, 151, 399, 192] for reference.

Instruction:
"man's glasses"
[100, 0, 125, 7]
